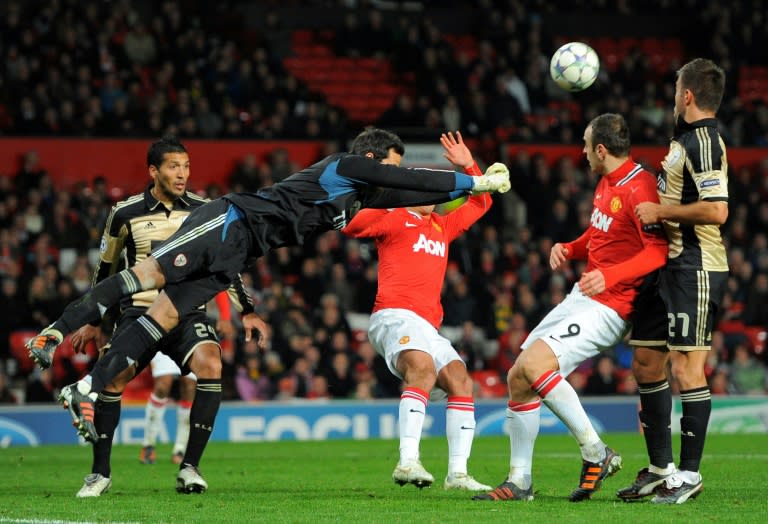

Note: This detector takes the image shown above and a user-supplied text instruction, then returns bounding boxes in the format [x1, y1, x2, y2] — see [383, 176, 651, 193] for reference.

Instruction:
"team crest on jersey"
[657, 171, 667, 193]
[399, 336, 410, 345]
[173, 254, 187, 267]
[610, 196, 622, 213]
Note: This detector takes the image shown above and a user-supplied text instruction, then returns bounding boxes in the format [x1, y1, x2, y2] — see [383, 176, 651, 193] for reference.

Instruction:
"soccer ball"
[549, 42, 600, 92]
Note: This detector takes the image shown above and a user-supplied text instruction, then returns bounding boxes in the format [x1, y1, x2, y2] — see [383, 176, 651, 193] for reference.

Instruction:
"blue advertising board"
[0, 398, 643, 447]
[5, 396, 766, 447]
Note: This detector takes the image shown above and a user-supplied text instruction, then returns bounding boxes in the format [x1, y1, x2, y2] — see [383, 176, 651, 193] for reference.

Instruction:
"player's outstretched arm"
[441, 131, 476, 173]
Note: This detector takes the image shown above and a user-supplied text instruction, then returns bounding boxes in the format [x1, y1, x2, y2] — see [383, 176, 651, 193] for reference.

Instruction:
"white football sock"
[143, 393, 168, 447]
[506, 399, 541, 488]
[446, 396, 475, 476]
[399, 387, 428, 464]
[533, 370, 604, 462]
[173, 401, 191, 455]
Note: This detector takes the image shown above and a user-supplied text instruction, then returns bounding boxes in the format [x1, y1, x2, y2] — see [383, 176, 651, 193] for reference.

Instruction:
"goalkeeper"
[27, 127, 511, 443]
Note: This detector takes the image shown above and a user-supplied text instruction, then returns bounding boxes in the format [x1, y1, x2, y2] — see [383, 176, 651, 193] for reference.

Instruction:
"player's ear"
[364, 152, 374, 159]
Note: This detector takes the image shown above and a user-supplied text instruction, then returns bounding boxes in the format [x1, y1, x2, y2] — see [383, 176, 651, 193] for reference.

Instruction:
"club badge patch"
[174, 254, 187, 267]
[610, 196, 622, 213]
[399, 336, 410, 345]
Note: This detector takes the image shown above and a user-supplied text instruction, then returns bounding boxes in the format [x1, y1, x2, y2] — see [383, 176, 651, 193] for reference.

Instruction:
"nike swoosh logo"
[549, 335, 559, 343]
[409, 409, 425, 414]
[460, 426, 474, 430]
[405, 222, 418, 228]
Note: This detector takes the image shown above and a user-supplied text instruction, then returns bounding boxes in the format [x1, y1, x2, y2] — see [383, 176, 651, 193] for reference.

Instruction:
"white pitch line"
[0, 519, 143, 524]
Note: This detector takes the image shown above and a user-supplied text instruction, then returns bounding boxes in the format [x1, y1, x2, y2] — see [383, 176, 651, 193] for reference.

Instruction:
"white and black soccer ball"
[549, 42, 600, 92]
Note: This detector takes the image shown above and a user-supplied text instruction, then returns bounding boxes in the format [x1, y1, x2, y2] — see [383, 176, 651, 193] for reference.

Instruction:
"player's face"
[582, 125, 604, 175]
[380, 147, 403, 166]
[151, 152, 190, 202]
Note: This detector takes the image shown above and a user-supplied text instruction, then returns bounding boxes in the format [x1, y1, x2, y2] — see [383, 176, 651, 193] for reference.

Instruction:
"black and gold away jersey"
[657, 118, 729, 272]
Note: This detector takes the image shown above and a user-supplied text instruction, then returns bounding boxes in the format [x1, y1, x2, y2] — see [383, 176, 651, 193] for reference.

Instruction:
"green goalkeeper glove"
[471, 163, 511, 194]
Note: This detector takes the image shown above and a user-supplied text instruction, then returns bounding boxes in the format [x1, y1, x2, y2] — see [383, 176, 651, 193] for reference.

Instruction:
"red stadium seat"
[8, 330, 38, 375]
[471, 370, 508, 398]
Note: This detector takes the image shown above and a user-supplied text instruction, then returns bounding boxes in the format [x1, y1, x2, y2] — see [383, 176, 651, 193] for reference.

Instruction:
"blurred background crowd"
[0, 0, 766, 404]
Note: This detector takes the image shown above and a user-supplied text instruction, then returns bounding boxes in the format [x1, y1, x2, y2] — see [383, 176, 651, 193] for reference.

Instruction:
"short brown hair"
[677, 58, 726, 113]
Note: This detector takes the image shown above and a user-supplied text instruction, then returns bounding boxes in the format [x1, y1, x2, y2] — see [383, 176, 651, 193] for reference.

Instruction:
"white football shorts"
[521, 284, 629, 376]
[368, 308, 463, 380]
[149, 352, 182, 378]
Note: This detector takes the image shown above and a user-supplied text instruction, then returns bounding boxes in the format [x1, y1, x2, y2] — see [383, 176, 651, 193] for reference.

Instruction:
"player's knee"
[441, 368, 473, 397]
[188, 347, 222, 379]
[669, 360, 705, 389]
[631, 349, 667, 382]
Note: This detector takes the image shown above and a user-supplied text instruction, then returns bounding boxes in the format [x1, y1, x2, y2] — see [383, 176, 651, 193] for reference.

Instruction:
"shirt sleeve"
[93, 204, 127, 285]
[336, 155, 475, 193]
[562, 229, 591, 260]
[342, 208, 391, 238]
[442, 194, 492, 242]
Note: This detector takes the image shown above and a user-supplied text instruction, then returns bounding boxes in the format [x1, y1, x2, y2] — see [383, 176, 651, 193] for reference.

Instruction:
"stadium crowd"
[0, 0, 767, 403]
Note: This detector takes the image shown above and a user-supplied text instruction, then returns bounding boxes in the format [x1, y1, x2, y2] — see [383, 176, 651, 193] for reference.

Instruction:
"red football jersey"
[568, 158, 668, 319]
[343, 193, 491, 329]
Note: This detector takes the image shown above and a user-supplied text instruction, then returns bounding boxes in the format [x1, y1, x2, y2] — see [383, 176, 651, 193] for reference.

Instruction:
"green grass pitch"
[0, 433, 765, 523]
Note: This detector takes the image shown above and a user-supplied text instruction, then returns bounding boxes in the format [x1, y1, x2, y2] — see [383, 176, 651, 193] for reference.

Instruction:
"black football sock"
[679, 386, 711, 473]
[52, 269, 143, 335]
[92, 390, 122, 478]
[638, 379, 673, 469]
[182, 379, 221, 469]
[89, 315, 167, 393]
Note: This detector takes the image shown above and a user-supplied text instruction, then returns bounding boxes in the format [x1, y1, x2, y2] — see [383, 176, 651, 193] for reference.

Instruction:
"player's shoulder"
[110, 192, 146, 220]
[182, 191, 208, 208]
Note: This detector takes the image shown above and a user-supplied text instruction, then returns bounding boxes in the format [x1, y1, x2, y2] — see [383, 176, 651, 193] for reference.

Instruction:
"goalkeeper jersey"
[343, 192, 491, 329]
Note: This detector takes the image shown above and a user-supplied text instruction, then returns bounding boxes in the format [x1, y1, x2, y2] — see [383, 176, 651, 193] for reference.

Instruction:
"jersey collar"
[603, 157, 638, 185]
[144, 183, 191, 211]
[674, 116, 718, 138]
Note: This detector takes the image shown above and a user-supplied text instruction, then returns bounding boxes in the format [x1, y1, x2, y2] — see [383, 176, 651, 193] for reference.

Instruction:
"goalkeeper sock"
[638, 379, 674, 469]
[535, 370, 605, 462]
[52, 269, 143, 335]
[398, 387, 428, 464]
[92, 391, 122, 478]
[446, 396, 475, 475]
[183, 379, 222, 468]
[90, 315, 167, 393]
[679, 387, 711, 472]
[506, 399, 540, 488]
[143, 393, 168, 447]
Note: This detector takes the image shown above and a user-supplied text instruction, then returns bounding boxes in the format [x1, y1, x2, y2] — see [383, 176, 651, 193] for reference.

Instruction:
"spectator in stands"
[584, 355, 620, 395]
[729, 344, 767, 394]
[0, 369, 18, 403]
[24, 368, 56, 403]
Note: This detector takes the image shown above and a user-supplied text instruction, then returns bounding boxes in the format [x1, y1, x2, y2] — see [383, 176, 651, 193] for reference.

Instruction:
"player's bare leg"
[437, 361, 491, 491]
[391, 349, 435, 489]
